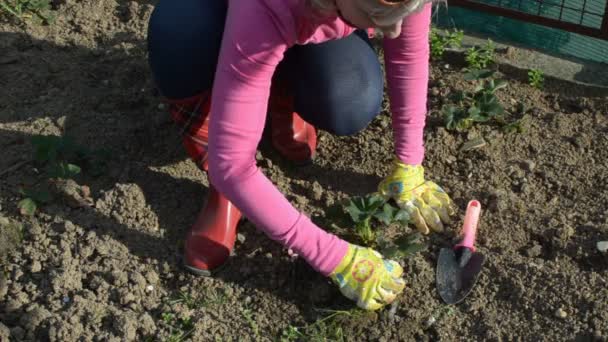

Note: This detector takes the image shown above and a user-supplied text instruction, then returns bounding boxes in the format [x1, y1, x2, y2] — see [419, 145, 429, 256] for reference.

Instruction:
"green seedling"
[465, 39, 496, 70]
[342, 194, 426, 259]
[161, 312, 195, 342]
[17, 134, 109, 216]
[279, 309, 361, 342]
[501, 117, 527, 134]
[169, 288, 227, 310]
[17, 187, 51, 216]
[242, 308, 260, 340]
[430, 28, 464, 60]
[343, 194, 409, 246]
[442, 69, 508, 131]
[32, 134, 109, 177]
[528, 69, 544, 89]
[0, 0, 54, 24]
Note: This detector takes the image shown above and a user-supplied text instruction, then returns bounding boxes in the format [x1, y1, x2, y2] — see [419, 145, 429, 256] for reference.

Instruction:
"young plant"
[430, 28, 464, 60]
[0, 0, 54, 24]
[17, 134, 108, 216]
[342, 194, 426, 259]
[465, 39, 496, 70]
[528, 69, 544, 89]
[343, 194, 409, 246]
[442, 69, 508, 131]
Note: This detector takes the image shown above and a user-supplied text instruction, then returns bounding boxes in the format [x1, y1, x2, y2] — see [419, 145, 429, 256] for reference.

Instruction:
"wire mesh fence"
[449, 0, 608, 39]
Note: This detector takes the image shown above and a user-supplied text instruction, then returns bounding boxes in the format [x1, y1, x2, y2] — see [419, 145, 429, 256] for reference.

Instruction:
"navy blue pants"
[147, 0, 384, 136]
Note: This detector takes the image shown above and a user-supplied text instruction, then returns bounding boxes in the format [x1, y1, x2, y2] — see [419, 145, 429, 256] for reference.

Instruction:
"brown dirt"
[1, 1, 608, 341]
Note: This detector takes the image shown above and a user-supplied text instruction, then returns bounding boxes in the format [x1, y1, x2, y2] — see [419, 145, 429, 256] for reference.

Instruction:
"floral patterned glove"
[330, 244, 405, 311]
[378, 159, 454, 234]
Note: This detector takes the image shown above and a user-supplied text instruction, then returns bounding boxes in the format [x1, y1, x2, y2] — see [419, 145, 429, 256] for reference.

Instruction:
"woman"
[147, 0, 453, 310]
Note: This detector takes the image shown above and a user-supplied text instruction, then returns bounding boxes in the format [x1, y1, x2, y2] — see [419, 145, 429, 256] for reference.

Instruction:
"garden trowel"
[436, 200, 485, 304]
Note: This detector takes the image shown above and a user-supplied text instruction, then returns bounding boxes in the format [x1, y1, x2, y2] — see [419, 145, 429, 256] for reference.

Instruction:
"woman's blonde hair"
[309, 0, 436, 26]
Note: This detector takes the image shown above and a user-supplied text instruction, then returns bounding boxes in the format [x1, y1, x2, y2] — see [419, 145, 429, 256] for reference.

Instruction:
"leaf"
[47, 162, 81, 179]
[394, 209, 410, 225]
[18, 198, 37, 216]
[399, 243, 426, 257]
[395, 232, 422, 245]
[365, 194, 386, 212]
[463, 69, 494, 81]
[32, 135, 61, 163]
[374, 203, 397, 225]
[493, 79, 508, 92]
[449, 91, 467, 103]
[344, 198, 366, 223]
[21, 187, 51, 203]
[484, 102, 505, 116]
[65, 163, 81, 178]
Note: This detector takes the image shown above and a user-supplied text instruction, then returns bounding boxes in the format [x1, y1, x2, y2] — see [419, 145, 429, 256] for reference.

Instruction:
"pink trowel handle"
[455, 200, 481, 252]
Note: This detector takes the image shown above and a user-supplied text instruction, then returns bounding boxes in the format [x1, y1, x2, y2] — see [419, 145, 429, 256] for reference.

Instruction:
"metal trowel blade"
[436, 247, 485, 304]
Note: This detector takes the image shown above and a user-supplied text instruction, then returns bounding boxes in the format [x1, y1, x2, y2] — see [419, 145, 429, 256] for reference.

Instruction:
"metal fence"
[449, 0, 608, 40]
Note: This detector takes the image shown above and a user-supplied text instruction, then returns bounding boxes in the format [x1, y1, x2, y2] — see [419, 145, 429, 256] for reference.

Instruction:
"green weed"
[465, 39, 496, 70]
[430, 28, 464, 60]
[0, 0, 54, 24]
[242, 308, 260, 340]
[161, 312, 195, 342]
[169, 288, 228, 311]
[278, 309, 361, 342]
[528, 69, 544, 89]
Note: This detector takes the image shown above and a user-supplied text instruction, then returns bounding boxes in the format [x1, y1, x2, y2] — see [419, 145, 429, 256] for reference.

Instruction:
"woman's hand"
[378, 159, 454, 234]
[330, 244, 405, 310]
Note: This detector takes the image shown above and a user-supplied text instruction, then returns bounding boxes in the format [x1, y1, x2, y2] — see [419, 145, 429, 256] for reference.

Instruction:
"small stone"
[526, 245, 542, 258]
[146, 285, 154, 292]
[0, 273, 7, 301]
[10, 326, 25, 340]
[236, 233, 246, 244]
[522, 160, 536, 172]
[310, 181, 323, 201]
[597, 241, 608, 252]
[64, 220, 76, 232]
[559, 226, 575, 241]
[30, 260, 42, 273]
[144, 270, 159, 285]
[244, 296, 252, 304]
[157, 103, 166, 110]
[555, 308, 567, 319]
[264, 252, 272, 259]
[460, 137, 486, 152]
[0, 322, 9, 340]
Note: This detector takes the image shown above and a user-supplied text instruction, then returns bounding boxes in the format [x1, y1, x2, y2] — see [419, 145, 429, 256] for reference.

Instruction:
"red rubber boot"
[167, 92, 242, 276]
[269, 80, 317, 164]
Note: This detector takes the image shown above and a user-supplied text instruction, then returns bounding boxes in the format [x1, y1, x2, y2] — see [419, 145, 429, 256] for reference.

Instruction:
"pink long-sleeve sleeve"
[383, 4, 432, 165]
[207, 0, 348, 276]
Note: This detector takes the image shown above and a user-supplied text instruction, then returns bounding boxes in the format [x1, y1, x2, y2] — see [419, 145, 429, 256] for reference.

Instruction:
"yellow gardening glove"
[330, 244, 405, 311]
[378, 159, 454, 234]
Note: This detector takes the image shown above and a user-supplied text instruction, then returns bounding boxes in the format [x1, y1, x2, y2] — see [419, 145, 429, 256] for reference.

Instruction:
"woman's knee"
[324, 86, 383, 136]
[147, 0, 227, 98]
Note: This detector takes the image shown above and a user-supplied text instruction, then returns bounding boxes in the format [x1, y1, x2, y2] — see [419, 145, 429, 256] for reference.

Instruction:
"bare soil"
[1, 1, 607, 341]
